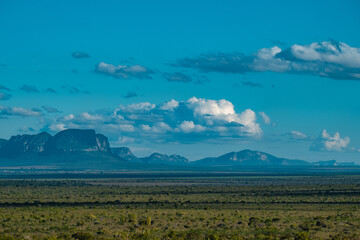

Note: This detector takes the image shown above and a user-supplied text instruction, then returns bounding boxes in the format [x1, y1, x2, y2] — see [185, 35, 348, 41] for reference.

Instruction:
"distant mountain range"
[0, 129, 357, 170]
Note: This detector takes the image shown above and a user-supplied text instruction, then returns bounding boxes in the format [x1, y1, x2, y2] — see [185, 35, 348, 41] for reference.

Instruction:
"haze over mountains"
[0, 129, 356, 170]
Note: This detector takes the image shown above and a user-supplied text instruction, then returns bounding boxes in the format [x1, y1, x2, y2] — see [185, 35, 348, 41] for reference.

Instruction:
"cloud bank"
[0, 105, 42, 117]
[44, 97, 264, 143]
[175, 40, 360, 80]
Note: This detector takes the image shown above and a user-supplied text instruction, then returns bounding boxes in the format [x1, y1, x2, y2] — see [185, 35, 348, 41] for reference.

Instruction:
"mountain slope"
[0, 129, 123, 169]
[140, 153, 189, 165]
[111, 147, 138, 162]
[111, 147, 189, 165]
[193, 149, 310, 166]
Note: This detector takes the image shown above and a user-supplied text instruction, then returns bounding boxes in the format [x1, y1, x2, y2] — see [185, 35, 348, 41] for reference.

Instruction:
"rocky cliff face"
[0, 129, 111, 157]
[45, 129, 110, 153]
[141, 153, 189, 164]
[0, 132, 51, 157]
[111, 147, 138, 161]
[111, 147, 189, 165]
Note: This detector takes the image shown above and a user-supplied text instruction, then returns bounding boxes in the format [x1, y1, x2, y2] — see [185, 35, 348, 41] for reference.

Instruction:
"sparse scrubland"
[0, 174, 360, 239]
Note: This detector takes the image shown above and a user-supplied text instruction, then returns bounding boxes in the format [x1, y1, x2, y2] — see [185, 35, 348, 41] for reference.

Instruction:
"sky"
[0, 0, 360, 162]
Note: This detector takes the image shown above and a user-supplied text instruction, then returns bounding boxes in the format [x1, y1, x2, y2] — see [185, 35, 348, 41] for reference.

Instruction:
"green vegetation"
[0, 174, 360, 239]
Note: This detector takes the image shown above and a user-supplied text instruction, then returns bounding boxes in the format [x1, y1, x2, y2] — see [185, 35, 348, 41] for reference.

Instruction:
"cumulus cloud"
[0, 92, 12, 101]
[20, 84, 39, 93]
[258, 112, 271, 124]
[72, 51, 90, 59]
[310, 129, 350, 151]
[95, 62, 154, 79]
[43, 97, 263, 143]
[175, 40, 360, 80]
[0, 105, 42, 117]
[42, 105, 61, 113]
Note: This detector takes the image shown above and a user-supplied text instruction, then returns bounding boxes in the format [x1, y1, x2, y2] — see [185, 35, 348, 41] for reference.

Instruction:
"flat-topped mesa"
[0, 129, 111, 158]
[46, 129, 111, 153]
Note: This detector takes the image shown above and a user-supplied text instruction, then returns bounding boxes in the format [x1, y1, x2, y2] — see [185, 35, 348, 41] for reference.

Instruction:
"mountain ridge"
[0, 129, 357, 170]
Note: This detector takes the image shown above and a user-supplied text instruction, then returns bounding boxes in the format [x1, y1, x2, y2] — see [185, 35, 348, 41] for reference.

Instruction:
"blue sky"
[1, 0, 360, 162]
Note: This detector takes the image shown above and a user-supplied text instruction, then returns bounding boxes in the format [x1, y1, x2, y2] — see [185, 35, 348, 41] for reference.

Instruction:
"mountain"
[0, 139, 7, 149]
[0, 129, 123, 169]
[313, 160, 357, 167]
[45, 129, 110, 153]
[140, 153, 189, 165]
[111, 147, 139, 162]
[313, 160, 337, 166]
[0, 129, 357, 171]
[111, 147, 189, 165]
[193, 149, 310, 167]
[0, 132, 52, 157]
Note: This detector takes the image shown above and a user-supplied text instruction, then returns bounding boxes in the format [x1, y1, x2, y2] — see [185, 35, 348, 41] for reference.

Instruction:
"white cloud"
[80, 112, 103, 121]
[43, 97, 264, 143]
[159, 99, 179, 111]
[290, 41, 360, 68]
[258, 112, 271, 124]
[177, 121, 206, 133]
[185, 97, 262, 136]
[288, 130, 308, 140]
[176, 40, 360, 80]
[0, 105, 42, 117]
[310, 129, 350, 151]
[95, 62, 154, 79]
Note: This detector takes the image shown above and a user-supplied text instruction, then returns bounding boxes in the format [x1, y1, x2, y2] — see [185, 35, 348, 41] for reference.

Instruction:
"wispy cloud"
[0, 105, 42, 117]
[45, 88, 57, 94]
[242, 81, 263, 88]
[20, 84, 39, 93]
[163, 72, 192, 83]
[95, 62, 154, 79]
[0, 92, 12, 101]
[123, 91, 138, 98]
[61, 86, 89, 94]
[174, 40, 360, 80]
[0, 85, 11, 91]
[258, 112, 271, 124]
[72, 51, 90, 59]
[287, 131, 310, 140]
[42, 105, 61, 113]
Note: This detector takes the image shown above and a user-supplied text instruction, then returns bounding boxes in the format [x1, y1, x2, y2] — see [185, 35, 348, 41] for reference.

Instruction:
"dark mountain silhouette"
[111, 147, 138, 162]
[0, 129, 357, 170]
[0, 129, 123, 169]
[45, 129, 110, 153]
[140, 153, 189, 165]
[111, 147, 189, 165]
[193, 149, 310, 166]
